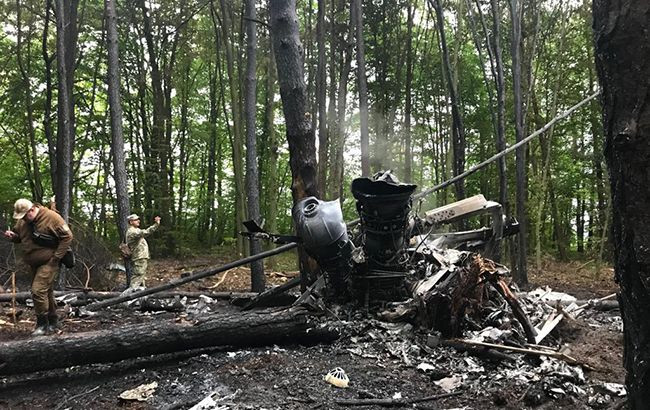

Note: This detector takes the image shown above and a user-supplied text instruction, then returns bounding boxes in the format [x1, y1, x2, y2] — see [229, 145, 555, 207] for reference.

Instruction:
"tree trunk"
[594, 0, 650, 404]
[42, 0, 57, 193]
[0, 308, 338, 376]
[329, 2, 352, 201]
[205, 61, 219, 244]
[217, 0, 247, 256]
[269, 0, 321, 287]
[403, 0, 414, 183]
[54, 0, 78, 221]
[139, 0, 166, 221]
[430, 0, 466, 201]
[16, 0, 44, 203]
[244, 0, 265, 292]
[316, 0, 328, 196]
[509, 0, 528, 286]
[491, 0, 508, 214]
[264, 41, 280, 269]
[105, 0, 131, 242]
[353, 0, 370, 176]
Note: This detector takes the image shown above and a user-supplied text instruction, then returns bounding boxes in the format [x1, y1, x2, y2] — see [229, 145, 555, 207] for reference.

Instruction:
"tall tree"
[244, 0, 264, 291]
[54, 0, 78, 221]
[430, 0, 466, 201]
[594, 0, 650, 404]
[316, 0, 327, 195]
[352, 0, 370, 176]
[105, 0, 131, 241]
[15, 0, 44, 203]
[268, 0, 320, 287]
[510, 0, 528, 286]
[403, 0, 414, 183]
[216, 0, 246, 256]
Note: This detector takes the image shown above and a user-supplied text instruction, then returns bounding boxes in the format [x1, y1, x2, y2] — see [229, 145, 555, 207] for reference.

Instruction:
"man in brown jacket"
[3, 198, 73, 335]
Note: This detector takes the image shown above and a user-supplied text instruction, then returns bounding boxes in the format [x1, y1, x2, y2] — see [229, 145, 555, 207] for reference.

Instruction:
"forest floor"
[0, 254, 624, 410]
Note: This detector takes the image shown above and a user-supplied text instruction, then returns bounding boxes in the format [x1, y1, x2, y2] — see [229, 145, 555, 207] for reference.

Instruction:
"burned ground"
[0, 256, 624, 410]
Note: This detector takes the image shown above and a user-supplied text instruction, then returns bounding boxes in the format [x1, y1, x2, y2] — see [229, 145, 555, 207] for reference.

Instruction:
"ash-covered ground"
[0, 257, 624, 410]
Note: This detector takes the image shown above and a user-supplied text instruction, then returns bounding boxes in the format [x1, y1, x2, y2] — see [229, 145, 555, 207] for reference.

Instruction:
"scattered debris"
[119, 381, 158, 401]
[324, 367, 349, 388]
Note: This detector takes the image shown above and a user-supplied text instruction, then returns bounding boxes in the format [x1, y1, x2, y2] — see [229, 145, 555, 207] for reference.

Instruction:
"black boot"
[47, 314, 60, 333]
[32, 314, 49, 336]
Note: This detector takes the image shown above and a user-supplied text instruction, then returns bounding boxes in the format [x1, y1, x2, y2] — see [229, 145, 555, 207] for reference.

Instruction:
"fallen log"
[84, 242, 298, 311]
[0, 290, 258, 304]
[0, 307, 338, 375]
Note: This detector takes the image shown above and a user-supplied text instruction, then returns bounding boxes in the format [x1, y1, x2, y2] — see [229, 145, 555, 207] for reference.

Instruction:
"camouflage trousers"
[129, 258, 148, 289]
[31, 263, 59, 316]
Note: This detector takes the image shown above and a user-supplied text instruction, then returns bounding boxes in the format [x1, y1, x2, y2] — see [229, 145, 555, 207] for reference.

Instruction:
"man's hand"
[4, 230, 16, 239]
[154, 216, 161, 225]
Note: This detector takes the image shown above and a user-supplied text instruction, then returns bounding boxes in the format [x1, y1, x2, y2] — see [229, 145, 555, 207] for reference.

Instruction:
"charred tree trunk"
[269, 0, 321, 287]
[0, 308, 338, 376]
[105, 0, 131, 242]
[594, 0, 650, 404]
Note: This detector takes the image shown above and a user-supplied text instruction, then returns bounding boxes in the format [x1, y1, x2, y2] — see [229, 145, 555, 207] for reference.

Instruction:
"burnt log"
[0, 290, 258, 304]
[0, 307, 338, 375]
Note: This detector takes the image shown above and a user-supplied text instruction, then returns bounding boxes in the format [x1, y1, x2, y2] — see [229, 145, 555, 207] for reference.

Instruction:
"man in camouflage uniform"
[3, 198, 73, 336]
[126, 214, 161, 289]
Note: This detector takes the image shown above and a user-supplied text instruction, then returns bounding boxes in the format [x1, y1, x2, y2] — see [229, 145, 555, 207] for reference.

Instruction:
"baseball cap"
[13, 198, 33, 219]
[127, 214, 140, 221]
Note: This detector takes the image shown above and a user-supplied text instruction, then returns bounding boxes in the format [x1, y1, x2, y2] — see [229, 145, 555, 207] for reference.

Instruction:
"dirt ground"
[0, 255, 624, 409]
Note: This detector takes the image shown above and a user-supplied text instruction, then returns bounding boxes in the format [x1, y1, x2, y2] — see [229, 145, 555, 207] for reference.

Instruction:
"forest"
[2, 0, 650, 408]
[0, 0, 606, 274]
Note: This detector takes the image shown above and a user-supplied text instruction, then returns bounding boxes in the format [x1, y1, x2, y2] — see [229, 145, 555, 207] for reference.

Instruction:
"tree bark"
[244, 0, 265, 292]
[0, 308, 338, 376]
[509, 0, 528, 286]
[42, 0, 57, 193]
[264, 41, 280, 269]
[269, 0, 321, 287]
[105, 0, 131, 242]
[594, 0, 650, 404]
[54, 0, 78, 221]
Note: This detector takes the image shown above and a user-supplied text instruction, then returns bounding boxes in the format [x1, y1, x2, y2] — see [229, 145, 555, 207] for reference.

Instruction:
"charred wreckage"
[261, 170, 529, 341]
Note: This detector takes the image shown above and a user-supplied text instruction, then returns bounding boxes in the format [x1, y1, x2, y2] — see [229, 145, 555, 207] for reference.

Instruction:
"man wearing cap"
[126, 214, 161, 289]
[3, 198, 73, 336]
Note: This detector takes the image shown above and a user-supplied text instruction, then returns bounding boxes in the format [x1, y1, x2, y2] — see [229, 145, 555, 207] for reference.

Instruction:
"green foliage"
[0, 0, 607, 263]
